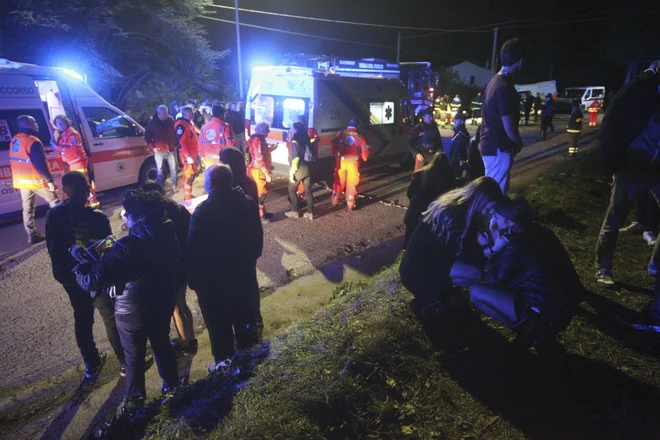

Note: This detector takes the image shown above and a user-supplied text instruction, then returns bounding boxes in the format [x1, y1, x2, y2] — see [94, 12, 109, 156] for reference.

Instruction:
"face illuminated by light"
[481, 200, 497, 217]
[157, 106, 169, 121]
[55, 118, 69, 132]
[422, 114, 434, 124]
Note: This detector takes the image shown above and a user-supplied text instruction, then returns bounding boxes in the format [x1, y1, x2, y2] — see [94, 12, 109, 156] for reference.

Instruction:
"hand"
[477, 230, 492, 247]
[47, 182, 56, 192]
[492, 232, 509, 253]
[265, 173, 272, 183]
[289, 173, 296, 183]
[186, 156, 194, 164]
[415, 153, 424, 162]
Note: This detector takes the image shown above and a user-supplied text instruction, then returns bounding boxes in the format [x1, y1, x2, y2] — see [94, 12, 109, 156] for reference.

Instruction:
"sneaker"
[285, 211, 300, 219]
[27, 233, 46, 245]
[596, 269, 615, 286]
[119, 355, 155, 377]
[303, 212, 314, 220]
[260, 217, 271, 225]
[620, 221, 644, 234]
[82, 352, 107, 386]
[643, 231, 657, 246]
[207, 358, 232, 374]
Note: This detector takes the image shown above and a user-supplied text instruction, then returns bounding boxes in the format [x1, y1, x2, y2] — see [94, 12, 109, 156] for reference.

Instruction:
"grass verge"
[110, 150, 660, 439]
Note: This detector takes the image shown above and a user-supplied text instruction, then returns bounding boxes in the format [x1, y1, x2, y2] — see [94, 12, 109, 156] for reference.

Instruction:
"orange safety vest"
[588, 100, 600, 113]
[58, 127, 87, 166]
[175, 118, 199, 160]
[331, 127, 370, 161]
[247, 134, 272, 174]
[198, 117, 236, 160]
[9, 132, 49, 190]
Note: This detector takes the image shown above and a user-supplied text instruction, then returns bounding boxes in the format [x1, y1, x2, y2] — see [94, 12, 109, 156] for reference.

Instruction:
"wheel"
[138, 157, 158, 185]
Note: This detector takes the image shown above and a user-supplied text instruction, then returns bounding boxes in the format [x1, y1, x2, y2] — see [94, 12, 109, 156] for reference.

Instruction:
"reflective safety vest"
[198, 117, 236, 160]
[9, 132, 49, 190]
[331, 127, 369, 161]
[247, 134, 272, 174]
[588, 100, 601, 113]
[58, 127, 87, 166]
[175, 118, 199, 160]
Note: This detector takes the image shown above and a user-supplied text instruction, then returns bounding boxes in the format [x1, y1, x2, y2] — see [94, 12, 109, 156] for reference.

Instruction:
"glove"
[186, 156, 194, 164]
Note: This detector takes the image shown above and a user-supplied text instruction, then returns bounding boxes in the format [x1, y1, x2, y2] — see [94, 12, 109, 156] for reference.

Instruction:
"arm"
[359, 135, 370, 161]
[75, 241, 132, 292]
[224, 125, 236, 147]
[407, 126, 421, 156]
[144, 119, 154, 146]
[28, 141, 54, 183]
[330, 132, 341, 156]
[502, 116, 523, 154]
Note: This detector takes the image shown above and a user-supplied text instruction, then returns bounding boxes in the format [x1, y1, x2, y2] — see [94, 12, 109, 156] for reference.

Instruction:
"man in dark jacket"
[448, 107, 470, 178]
[46, 171, 123, 384]
[145, 105, 178, 192]
[595, 62, 660, 288]
[567, 98, 584, 156]
[188, 164, 264, 373]
[408, 108, 443, 171]
[523, 92, 534, 125]
[74, 189, 179, 407]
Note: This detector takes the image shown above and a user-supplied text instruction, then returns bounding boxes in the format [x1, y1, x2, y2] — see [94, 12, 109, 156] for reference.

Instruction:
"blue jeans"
[154, 150, 178, 188]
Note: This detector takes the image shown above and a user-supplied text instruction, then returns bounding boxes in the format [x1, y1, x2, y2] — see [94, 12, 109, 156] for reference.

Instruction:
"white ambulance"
[0, 59, 155, 217]
[245, 57, 414, 182]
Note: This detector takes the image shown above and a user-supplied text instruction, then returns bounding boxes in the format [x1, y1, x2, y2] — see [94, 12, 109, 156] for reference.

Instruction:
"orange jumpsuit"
[588, 100, 600, 127]
[175, 118, 199, 200]
[331, 127, 369, 210]
[198, 117, 236, 168]
[57, 127, 99, 207]
[247, 134, 272, 218]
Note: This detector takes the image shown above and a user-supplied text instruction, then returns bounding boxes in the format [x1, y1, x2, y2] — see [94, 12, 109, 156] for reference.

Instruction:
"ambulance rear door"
[0, 75, 64, 217]
[66, 79, 149, 191]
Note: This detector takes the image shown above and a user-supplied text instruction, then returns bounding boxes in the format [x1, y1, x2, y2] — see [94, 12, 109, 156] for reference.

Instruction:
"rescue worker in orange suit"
[175, 106, 199, 201]
[53, 115, 99, 208]
[588, 99, 601, 127]
[330, 118, 370, 210]
[10, 115, 61, 244]
[198, 104, 236, 169]
[247, 121, 277, 223]
[408, 108, 443, 171]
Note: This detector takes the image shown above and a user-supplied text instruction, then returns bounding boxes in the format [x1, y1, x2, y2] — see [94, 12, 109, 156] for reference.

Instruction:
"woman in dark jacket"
[74, 189, 179, 408]
[220, 146, 258, 202]
[400, 176, 503, 319]
[403, 152, 456, 248]
[470, 196, 583, 345]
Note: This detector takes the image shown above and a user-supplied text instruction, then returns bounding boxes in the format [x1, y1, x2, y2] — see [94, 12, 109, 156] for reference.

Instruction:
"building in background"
[449, 61, 492, 90]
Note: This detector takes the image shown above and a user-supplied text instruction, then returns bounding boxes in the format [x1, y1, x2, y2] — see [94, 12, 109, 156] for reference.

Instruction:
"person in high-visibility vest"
[330, 118, 370, 210]
[198, 104, 236, 169]
[10, 115, 61, 244]
[247, 121, 277, 223]
[53, 115, 99, 207]
[174, 106, 199, 201]
[588, 99, 601, 127]
[567, 99, 584, 156]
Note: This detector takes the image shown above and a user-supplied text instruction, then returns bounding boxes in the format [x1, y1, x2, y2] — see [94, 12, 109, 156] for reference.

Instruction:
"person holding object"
[479, 38, 527, 195]
[10, 115, 61, 244]
[73, 189, 180, 411]
[144, 105, 178, 193]
[286, 122, 315, 220]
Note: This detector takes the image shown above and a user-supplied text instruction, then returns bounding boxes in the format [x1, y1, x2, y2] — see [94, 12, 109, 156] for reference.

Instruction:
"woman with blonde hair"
[400, 176, 503, 319]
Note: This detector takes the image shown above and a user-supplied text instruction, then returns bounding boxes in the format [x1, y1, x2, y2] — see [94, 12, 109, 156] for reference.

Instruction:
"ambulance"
[245, 57, 415, 182]
[0, 59, 154, 217]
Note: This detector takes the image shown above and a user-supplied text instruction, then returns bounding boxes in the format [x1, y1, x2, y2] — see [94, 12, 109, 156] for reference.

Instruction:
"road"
[0, 114, 598, 392]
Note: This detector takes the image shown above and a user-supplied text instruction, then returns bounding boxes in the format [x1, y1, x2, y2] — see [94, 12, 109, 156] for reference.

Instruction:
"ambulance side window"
[0, 109, 52, 151]
[83, 107, 142, 140]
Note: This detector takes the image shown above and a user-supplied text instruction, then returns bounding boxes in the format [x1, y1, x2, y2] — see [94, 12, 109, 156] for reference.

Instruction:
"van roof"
[252, 64, 400, 80]
[0, 58, 85, 81]
[563, 86, 605, 90]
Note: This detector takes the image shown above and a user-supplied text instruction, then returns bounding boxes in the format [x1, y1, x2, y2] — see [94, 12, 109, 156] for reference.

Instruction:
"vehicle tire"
[138, 157, 158, 185]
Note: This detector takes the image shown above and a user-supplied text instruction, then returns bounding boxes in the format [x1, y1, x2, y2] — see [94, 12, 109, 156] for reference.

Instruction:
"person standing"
[198, 104, 236, 169]
[533, 93, 543, 123]
[286, 122, 315, 220]
[174, 106, 199, 201]
[448, 108, 470, 178]
[588, 99, 601, 127]
[144, 105, 178, 193]
[330, 118, 370, 210]
[479, 38, 527, 195]
[230, 102, 247, 156]
[450, 94, 462, 116]
[187, 165, 263, 372]
[470, 92, 483, 125]
[523, 92, 534, 125]
[74, 189, 180, 409]
[46, 171, 124, 384]
[540, 94, 557, 141]
[408, 108, 443, 171]
[220, 147, 259, 202]
[246, 121, 276, 223]
[10, 115, 61, 244]
[567, 99, 584, 156]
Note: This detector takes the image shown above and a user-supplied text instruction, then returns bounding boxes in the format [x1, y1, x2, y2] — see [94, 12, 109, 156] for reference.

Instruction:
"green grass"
[104, 150, 660, 439]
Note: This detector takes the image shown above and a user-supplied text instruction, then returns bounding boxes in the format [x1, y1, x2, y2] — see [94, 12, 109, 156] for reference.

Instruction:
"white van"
[0, 59, 155, 217]
[246, 61, 413, 181]
[559, 86, 606, 112]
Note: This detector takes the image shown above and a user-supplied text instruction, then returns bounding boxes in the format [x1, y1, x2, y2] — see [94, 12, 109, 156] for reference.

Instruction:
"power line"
[498, 9, 660, 30]
[200, 15, 397, 49]
[209, 4, 491, 33]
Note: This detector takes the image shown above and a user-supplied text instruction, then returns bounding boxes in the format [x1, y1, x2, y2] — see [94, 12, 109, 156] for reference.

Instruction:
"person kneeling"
[469, 197, 582, 346]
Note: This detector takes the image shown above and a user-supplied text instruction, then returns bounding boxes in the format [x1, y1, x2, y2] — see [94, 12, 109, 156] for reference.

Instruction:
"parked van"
[559, 86, 606, 112]
[245, 60, 414, 181]
[0, 59, 155, 217]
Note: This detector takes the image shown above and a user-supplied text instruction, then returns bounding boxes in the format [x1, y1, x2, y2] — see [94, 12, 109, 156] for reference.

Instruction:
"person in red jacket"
[198, 104, 236, 169]
[588, 99, 601, 127]
[54, 115, 99, 207]
[247, 121, 277, 223]
[330, 119, 370, 210]
[175, 106, 199, 201]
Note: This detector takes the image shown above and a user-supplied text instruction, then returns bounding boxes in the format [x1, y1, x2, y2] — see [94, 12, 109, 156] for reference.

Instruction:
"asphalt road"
[0, 114, 597, 390]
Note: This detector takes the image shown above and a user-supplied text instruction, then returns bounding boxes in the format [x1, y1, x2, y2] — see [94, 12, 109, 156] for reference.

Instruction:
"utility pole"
[490, 27, 498, 76]
[235, 0, 244, 98]
[397, 32, 401, 64]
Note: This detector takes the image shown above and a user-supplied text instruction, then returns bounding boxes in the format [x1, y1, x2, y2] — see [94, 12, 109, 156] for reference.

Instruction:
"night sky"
[206, 0, 660, 92]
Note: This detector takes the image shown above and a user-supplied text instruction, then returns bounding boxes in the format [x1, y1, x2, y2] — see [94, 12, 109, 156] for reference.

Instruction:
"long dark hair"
[292, 121, 310, 147]
[415, 152, 454, 193]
